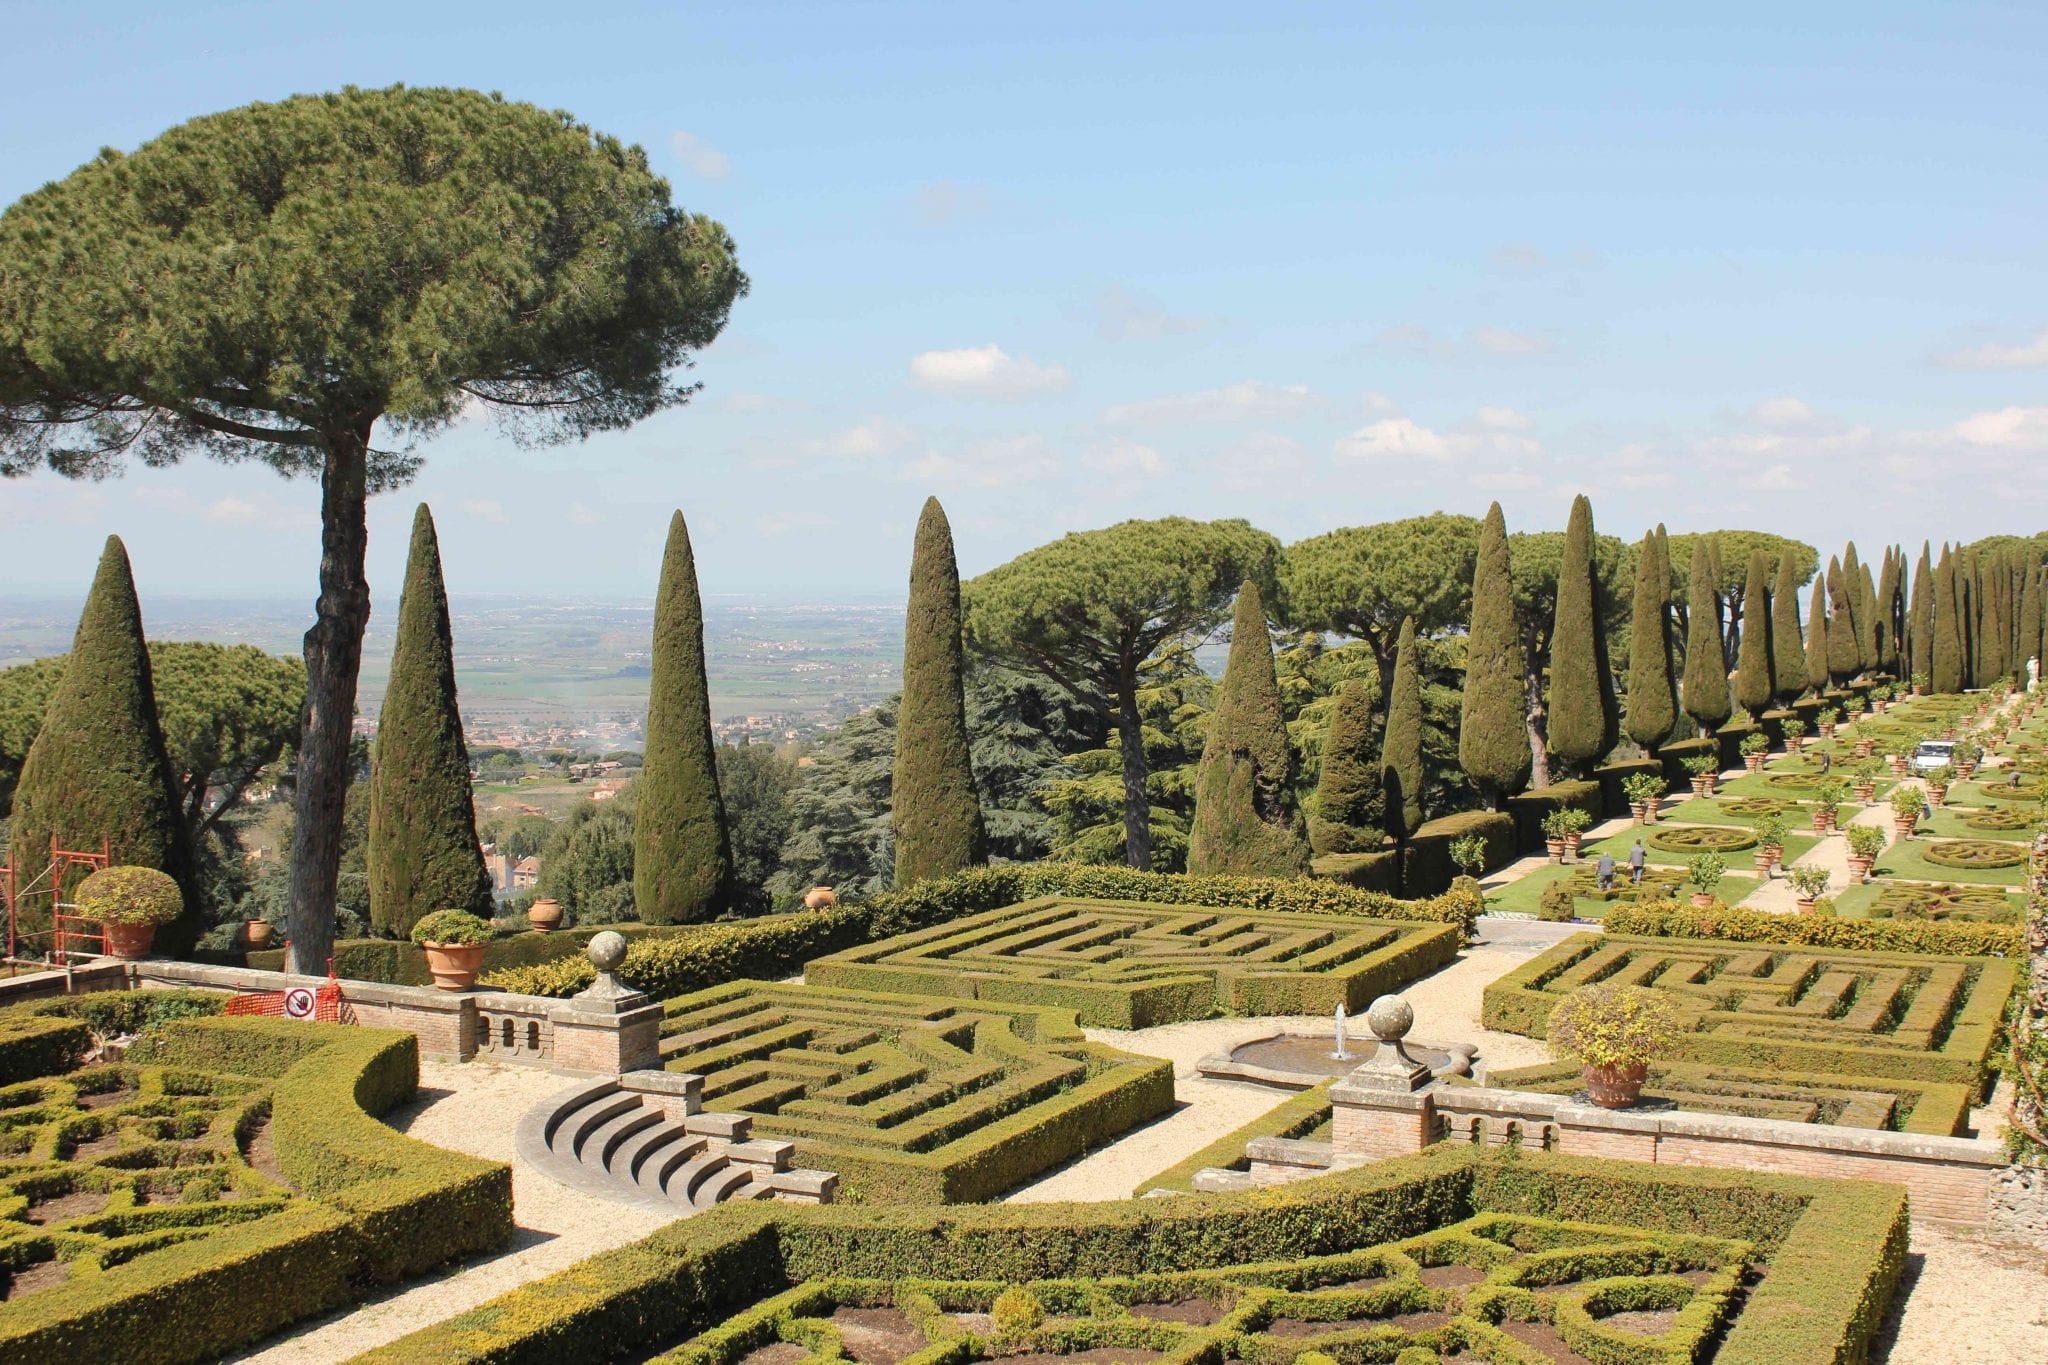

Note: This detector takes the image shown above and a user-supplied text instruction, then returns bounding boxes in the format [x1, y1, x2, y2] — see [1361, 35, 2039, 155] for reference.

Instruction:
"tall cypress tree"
[1841, 543, 1872, 675]
[892, 497, 986, 886]
[1874, 548, 1900, 677]
[1734, 549, 1774, 714]
[1546, 494, 1611, 775]
[1681, 538, 1731, 733]
[1770, 552, 1806, 705]
[1625, 529, 1678, 751]
[1705, 538, 1727, 668]
[1909, 544, 1935, 684]
[2019, 562, 2043, 687]
[1188, 581, 1310, 876]
[1824, 556, 1858, 684]
[11, 537, 195, 952]
[1460, 503, 1530, 805]
[1806, 579, 1831, 694]
[1932, 547, 1963, 695]
[635, 511, 735, 923]
[1380, 615, 1425, 846]
[368, 505, 491, 938]
[1959, 549, 1979, 689]
[1315, 679, 1379, 851]
[1856, 558, 1879, 676]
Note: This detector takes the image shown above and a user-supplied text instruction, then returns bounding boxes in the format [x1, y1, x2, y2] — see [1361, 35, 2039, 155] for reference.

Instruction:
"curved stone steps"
[515, 1076, 837, 1214]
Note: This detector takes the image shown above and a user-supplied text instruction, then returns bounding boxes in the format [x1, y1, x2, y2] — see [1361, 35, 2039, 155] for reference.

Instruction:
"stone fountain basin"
[1197, 1033, 1479, 1090]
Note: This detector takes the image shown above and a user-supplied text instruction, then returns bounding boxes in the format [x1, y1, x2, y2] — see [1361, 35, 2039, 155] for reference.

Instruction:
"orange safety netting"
[222, 963, 353, 1024]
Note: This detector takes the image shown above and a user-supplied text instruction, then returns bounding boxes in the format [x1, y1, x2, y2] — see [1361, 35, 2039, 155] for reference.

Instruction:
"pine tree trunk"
[286, 427, 372, 973]
[1116, 649, 1151, 869]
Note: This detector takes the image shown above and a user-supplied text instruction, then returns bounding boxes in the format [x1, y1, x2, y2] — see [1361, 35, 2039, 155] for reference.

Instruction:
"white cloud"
[669, 131, 731, 180]
[1097, 286, 1209, 342]
[460, 499, 509, 524]
[756, 510, 834, 537]
[1471, 468, 1542, 492]
[909, 345, 1069, 399]
[1333, 417, 1454, 460]
[912, 180, 991, 226]
[1754, 463, 1806, 492]
[1950, 405, 2048, 447]
[1751, 396, 1817, 430]
[1470, 326, 1552, 355]
[1210, 434, 1304, 492]
[1103, 380, 1311, 426]
[1096, 438, 1166, 479]
[1476, 405, 1531, 431]
[1936, 329, 2048, 371]
[206, 498, 262, 522]
[802, 416, 913, 460]
[568, 503, 604, 526]
[900, 435, 1061, 488]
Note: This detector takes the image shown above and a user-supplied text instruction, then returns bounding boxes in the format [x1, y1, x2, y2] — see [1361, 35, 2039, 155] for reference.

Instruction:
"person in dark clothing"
[1815, 749, 1831, 776]
[1596, 852, 1617, 892]
[1627, 839, 1647, 885]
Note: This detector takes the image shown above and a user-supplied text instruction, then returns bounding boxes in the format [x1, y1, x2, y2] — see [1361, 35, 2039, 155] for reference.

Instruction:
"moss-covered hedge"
[352, 1146, 1907, 1365]
[0, 1011, 92, 1085]
[0, 1018, 514, 1363]
[1602, 901, 2021, 956]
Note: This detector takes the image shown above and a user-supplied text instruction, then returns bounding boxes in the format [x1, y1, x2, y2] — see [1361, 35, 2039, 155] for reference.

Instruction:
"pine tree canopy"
[1279, 512, 1479, 696]
[367, 504, 490, 937]
[892, 496, 986, 886]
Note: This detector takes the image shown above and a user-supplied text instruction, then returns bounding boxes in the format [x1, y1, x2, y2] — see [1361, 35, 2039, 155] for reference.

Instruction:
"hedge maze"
[805, 897, 1462, 1028]
[1487, 1060, 1975, 1135]
[1645, 825, 1756, 853]
[1483, 933, 2014, 1086]
[1920, 838, 2026, 869]
[657, 980, 1173, 1202]
[1866, 881, 2021, 923]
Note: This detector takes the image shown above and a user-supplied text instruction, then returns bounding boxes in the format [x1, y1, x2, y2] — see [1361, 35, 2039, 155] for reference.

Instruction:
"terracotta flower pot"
[1893, 818, 1917, 841]
[1854, 783, 1876, 802]
[1643, 798, 1661, 824]
[1745, 755, 1767, 773]
[1691, 776, 1714, 797]
[1545, 837, 1566, 864]
[1854, 740, 1874, 758]
[1812, 811, 1835, 833]
[101, 921, 156, 960]
[243, 919, 273, 950]
[1847, 855, 1873, 883]
[1564, 832, 1583, 861]
[1629, 802, 1646, 825]
[1820, 723, 1836, 740]
[1928, 784, 1947, 806]
[1582, 1062, 1649, 1110]
[803, 886, 838, 910]
[1795, 896, 1817, 914]
[1786, 737, 1804, 754]
[1754, 849, 1780, 875]
[421, 942, 486, 991]
[527, 898, 563, 933]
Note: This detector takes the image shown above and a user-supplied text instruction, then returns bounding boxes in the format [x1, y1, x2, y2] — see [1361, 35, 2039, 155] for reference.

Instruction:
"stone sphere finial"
[1365, 994, 1413, 1041]
[587, 930, 628, 972]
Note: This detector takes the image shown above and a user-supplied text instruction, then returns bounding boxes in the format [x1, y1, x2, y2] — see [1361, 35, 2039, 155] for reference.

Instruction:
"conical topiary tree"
[1546, 494, 1613, 776]
[635, 511, 735, 923]
[367, 505, 491, 937]
[893, 497, 986, 886]
[1380, 615, 1425, 847]
[2019, 562, 2043, 687]
[1625, 529, 1678, 752]
[1460, 503, 1530, 806]
[1959, 550, 1979, 689]
[1806, 578, 1830, 695]
[1984, 554, 2010, 686]
[1909, 544, 1935, 683]
[1824, 556, 1858, 684]
[1734, 549, 1774, 714]
[11, 537, 195, 952]
[1932, 548, 1963, 695]
[1843, 543, 1874, 675]
[1874, 547, 1900, 676]
[1187, 581, 1310, 876]
[1682, 539, 1731, 733]
[1770, 551, 1806, 705]
[1315, 679, 1378, 852]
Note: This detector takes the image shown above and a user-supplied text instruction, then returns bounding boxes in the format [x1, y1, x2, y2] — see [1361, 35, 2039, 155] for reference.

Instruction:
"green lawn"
[1484, 862, 1761, 921]
[1945, 778, 2048, 809]
[1829, 881, 2025, 921]
[1872, 838, 2028, 887]
[1911, 804, 2042, 840]
[1579, 827, 1820, 869]
[1658, 795, 1815, 828]
[1714, 768, 1894, 804]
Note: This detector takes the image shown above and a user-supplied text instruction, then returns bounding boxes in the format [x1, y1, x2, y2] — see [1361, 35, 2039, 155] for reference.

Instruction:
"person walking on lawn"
[1596, 851, 1618, 892]
[1628, 839, 1647, 886]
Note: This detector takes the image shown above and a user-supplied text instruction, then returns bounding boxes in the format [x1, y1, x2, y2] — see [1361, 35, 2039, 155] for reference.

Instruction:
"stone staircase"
[515, 1072, 837, 1213]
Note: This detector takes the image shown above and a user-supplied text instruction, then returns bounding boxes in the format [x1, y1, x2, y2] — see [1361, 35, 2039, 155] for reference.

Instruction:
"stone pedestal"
[546, 930, 664, 1076]
[1328, 992, 1440, 1159]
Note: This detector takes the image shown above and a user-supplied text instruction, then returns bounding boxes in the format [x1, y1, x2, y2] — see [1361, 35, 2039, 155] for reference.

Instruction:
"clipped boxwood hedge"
[1920, 839, 2026, 870]
[352, 1145, 1908, 1365]
[1506, 781, 1603, 851]
[1646, 825, 1757, 853]
[0, 1012, 91, 1085]
[1602, 901, 2021, 956]
[1133, 1082, 1333, 1195]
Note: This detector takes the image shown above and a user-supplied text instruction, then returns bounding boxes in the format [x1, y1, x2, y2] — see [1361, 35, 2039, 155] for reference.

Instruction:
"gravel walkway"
[1877, 1222, 2048, 1362]
[229, 1061, 675, 1364]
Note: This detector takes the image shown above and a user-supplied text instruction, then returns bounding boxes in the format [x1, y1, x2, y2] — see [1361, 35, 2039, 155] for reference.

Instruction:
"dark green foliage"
[1734, 550, 1774, 712]
[1824, 555, 1858, 683]
[1770, 551, 1807, 703]
[966, 517, 1281, 869]
[1681, 538, 1731, 731]
[635, 511, 735, 924]
[1380, 617, 1425, 844]
[1314, 679, 1379, 850]
[0, 1012, 92, 1084]
[1544, 494, 1613, 771]
[1875, 547, 1902, 676]
[893, 498, 987, 886]
[1806, 577, 1831, 693]
[1459, 504, 1529, 803]
[1505, 524, 1631, 786]
[2019, 562, 2043, 684]
[1932, 548, 1963, 694]
[1843, 542, 1874, 674]
[10, 537, 196, 952]
[1981, 550, 2009, 684]
[1910, 544, 1935, 682]
[1188, 583, 1310, 876]
[1626, 530, 1679, 750]
[718, 743, 799, 916]
[367, 505, 490, 937]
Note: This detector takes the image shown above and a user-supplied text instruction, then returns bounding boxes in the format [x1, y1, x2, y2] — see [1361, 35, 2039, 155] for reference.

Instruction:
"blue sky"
[2, 3, 2044, 608]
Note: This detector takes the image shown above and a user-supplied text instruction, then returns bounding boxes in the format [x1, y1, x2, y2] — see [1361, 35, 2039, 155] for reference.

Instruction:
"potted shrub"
[1623, 772, 1664, 825]
[1953, 742, 1980, 782]
[1685, 851, 1727, 908]
[1811, 781, 1847, 833]
[1449, 833, 1489, 882]
[1850, 759, 1880, 804]
[1910, 671, 1929, 697]
[1683, 753, 1720, 797]
[1782, 717, 1809, 755]
[242, 916, 274, 950]
[1816, 706, 1841, 741]
[1739, 730, 1771, 773]
[527, 897, 564, 932]
[1844, 823, 1885, 883]
[1925, 763, 1954, 807]
[1751, 811, 1789, 875]
[1887, 748, 1910, 779]
[410, 909, 496, 991]
[74, 865, 183, 960]
[1545, 982, 1682, 1110]
[1787, 863, 1829, 913]
[1542, 806, 1592, 863]
[804, 886, 839, 909]
[1889, 784, 1926, 839]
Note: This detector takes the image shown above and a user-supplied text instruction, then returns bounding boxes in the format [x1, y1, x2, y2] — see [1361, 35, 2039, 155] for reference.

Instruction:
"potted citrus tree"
[410, 909, 496, 991]
[1545, 982, 1682, 1110]
[1889, 784, 1926, 839]
[1911, 670, 1929, 697]
[1844, 823, 1886, 883]
[1953, 741, 1980, 783]
[74, 865, 183, 960]
[1449, 833, 1489, 882]
[1542, 806, 1592, 863]
[1683, 753, 1720, 797]
[1925, 763, 1954, 807]
[1781, 716, 1809, 755]
[1849, 759, 1881, 804]
[1751, 811, 1789, 875]
[1812, 781, 1847, 833]
[1623, 772, 1664, 825]
[1816, 706, 1841, 741]
[1787, 862, 1829, 913]
[1685, 851, 1726, 908]
[1739, 730, 1771, 773]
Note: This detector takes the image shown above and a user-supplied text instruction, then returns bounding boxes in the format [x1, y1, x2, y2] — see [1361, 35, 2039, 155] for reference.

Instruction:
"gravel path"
[1877, 1222, 2048, 1362]
[229, 1061, 674, 1364]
